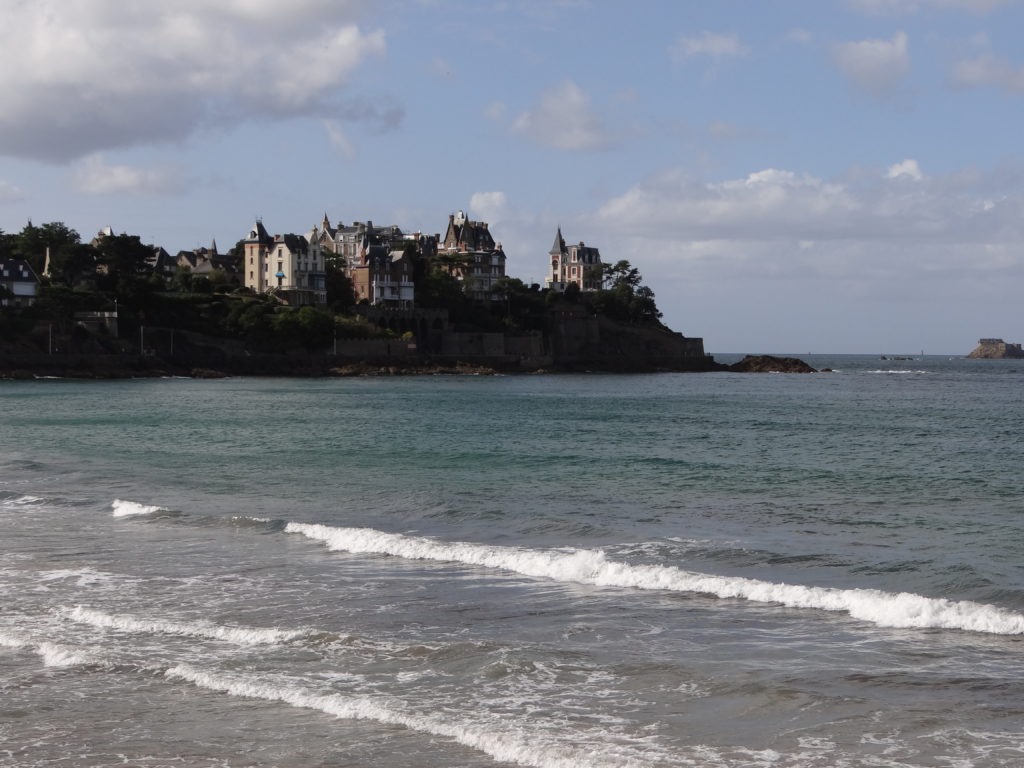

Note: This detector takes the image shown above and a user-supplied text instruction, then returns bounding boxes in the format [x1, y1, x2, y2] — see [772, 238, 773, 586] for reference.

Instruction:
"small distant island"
[1, 214, 813, 378]
[967, 338, 1024, 359]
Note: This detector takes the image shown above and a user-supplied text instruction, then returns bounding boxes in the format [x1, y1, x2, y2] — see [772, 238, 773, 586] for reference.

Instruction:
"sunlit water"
[2, 355, 1023, 767]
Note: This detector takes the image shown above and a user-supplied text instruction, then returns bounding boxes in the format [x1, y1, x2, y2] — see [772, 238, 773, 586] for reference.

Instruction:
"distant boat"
[880, 355, 914, 361]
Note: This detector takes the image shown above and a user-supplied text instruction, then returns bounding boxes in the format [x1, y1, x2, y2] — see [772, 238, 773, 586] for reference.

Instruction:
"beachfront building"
[0, 257, 40, 307]
[175, 240, 240, 285]
[242, 220, 326, 305]
[440, 210, 506, 301]
[312, 216, 409, 279]
[545, 227, 603, 293]
[350, 241, 415, 308]
[148, 247, 177, 280]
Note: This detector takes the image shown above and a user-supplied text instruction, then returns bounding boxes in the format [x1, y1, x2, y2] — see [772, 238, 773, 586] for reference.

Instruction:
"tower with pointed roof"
[545, 226, 602, 293]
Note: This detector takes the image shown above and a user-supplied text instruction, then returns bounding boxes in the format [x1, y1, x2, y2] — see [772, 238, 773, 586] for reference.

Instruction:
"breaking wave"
[165, 664, 657, 768]
[111, 499, 168, 518]
[66, 606, 312, 646]
[1, 494, 47, 507]
[285, 523, 1024, 636]
[0, 631, 96, 668]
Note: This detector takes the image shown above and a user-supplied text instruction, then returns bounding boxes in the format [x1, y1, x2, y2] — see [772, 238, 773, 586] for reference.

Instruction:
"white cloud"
[567, 161, 1024, 350]
[594, 168, 860, 243]
[585, 163, 1024, 284]
[0, 1, 388, 162]
[949, 53, 1024, 91]
[510, 81, 614, 151]
[670, 31, 749, 62]
[886, 159, 924, 180]
[325, 121, 356, 159]
[72, 155, 186, 196]
[0, 180, 24, 204]
[833, 32, 911, 97]
[469, 191, 509, 224]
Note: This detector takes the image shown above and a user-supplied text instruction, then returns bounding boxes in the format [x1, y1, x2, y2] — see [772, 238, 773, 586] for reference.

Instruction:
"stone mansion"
[242, 212, 602, 307]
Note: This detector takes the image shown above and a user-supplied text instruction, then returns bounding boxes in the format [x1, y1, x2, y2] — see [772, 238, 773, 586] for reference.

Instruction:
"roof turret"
[549, 226, 566, 256]
[246, 220, 272, 244]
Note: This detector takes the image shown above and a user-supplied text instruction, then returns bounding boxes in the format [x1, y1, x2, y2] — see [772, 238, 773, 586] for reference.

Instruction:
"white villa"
[243, 220, 326, 305]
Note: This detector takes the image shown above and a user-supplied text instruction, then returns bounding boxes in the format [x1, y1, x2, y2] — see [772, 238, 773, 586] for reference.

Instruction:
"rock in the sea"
[967, 338, 1024, 359]
[728, 355, 817, 373]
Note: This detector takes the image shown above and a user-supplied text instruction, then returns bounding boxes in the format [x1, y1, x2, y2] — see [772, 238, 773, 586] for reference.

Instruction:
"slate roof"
[276, 233, 309, 253]
[0, 257, 39, 285]
[246, 220, 273, 244]
[444, 214, 497, 253]
[549, 227, 566, 256]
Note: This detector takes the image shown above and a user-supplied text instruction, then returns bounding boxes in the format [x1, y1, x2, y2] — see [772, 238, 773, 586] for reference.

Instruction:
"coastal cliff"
[0, 314, 722, 378]
[967, 338, 1024, 359]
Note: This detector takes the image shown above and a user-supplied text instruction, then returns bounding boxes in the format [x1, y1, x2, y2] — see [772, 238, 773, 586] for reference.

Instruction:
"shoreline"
[0, 352, 822, 379]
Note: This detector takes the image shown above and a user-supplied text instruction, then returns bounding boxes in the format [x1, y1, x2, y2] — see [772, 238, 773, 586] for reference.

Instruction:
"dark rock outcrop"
[729, 355, 817, 373]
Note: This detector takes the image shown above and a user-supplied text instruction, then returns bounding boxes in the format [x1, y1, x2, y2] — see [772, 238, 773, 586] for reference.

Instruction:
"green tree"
[225, 299, 275, 347]
[13, 221, 84, 279]
[590, 260, 663, 325]
[0, 228, 15, 260]
[33, 285, 95, 334]
[93, 233, 155, 303]
[325, 265, 355, 312]
[270, 306, 333, 351]
[601, 260, 642, 292]
[417, 269, 468, 310]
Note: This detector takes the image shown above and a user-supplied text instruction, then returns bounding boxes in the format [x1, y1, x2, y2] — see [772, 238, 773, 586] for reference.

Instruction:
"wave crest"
[166, 664, 654, 768]
[67, 606, 311, 645]
[285, 523, 1024, 636]
[111, 499, 167, 518]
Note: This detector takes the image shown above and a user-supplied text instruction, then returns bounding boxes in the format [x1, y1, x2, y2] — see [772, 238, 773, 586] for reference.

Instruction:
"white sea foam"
[111, 499, 166, 517]
[285, 523, 1024, 636]
[2, 622, 101, 668]
[38, 567, 125, 587]
[36, 641, 95, 668]
[66, 606, 310, 645]
[0, 632, 94, 667]
[3, 494, 46, 506]
[165, 664, 657, 768]
[0, 629, 30, 648]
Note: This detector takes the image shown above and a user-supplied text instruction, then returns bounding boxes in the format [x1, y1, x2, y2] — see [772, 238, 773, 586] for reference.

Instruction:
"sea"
[1, 353, 1023, 768]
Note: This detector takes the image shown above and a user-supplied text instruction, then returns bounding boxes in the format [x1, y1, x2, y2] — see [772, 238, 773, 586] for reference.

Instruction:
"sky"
[2, 0, 1024, 354]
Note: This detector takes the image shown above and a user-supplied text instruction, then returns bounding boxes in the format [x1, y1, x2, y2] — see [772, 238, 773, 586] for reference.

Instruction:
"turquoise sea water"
[2, 355, 1023, 767]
